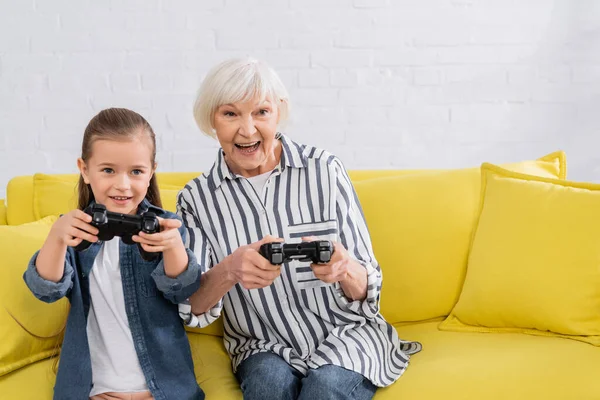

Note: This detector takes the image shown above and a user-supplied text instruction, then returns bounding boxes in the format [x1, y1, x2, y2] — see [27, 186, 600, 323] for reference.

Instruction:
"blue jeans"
[236, 352, 377, 400]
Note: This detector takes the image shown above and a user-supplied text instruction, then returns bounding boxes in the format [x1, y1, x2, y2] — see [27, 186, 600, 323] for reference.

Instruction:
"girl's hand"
[132, 217, 184, 254]
[50, 209, 99, 248]
[225, 235, 283, 290]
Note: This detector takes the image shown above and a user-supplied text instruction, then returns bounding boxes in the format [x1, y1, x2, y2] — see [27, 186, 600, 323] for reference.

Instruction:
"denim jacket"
[23, 199, 204, 400]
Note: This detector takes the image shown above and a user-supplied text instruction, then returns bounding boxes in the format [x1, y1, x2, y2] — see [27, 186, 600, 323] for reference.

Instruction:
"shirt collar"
[206, 132, 308, 190]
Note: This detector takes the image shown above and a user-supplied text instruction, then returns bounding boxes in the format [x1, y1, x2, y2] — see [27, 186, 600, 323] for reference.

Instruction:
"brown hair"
[77, 108, 162, 210]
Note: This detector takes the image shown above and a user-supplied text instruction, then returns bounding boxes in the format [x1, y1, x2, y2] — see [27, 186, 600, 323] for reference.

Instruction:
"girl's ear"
[77, 158, 90, 184]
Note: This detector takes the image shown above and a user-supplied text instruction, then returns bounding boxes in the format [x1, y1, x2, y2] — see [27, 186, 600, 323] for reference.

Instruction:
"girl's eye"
[102, 168, 114, 174]
[131, 169, 143, 176]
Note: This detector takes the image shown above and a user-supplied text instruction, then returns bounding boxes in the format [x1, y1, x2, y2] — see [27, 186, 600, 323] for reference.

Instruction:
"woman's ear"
[77, 158, 90, 184]
[276, 99, 285, 124]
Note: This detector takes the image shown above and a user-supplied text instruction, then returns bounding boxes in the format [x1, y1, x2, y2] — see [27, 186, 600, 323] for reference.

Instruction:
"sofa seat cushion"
[0, 333, 243, 400]
[377, 322, 600, 400]
[187, 332, 242, 399]
[3, 325, 598, 399]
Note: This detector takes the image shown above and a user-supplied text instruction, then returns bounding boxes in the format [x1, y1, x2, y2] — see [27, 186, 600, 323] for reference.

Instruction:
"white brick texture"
[1, 0, 599, 199]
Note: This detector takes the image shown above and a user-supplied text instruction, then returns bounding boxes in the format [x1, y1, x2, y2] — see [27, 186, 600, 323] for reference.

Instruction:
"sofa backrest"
[4, 170, 418, 226]
[1, 151, 566, 327]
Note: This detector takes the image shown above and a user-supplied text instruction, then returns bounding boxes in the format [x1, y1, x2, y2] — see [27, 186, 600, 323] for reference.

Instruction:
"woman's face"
[213, 97, 282, 178]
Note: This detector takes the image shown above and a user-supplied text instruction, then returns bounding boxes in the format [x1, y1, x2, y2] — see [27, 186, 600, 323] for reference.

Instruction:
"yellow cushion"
[0, 216, 69, 376]
[439, 163, 600, 345]
[353, 151, 566, 324]
[32, 174, 79, 220]
[7, 175, 37, 225]
[0, 199, 6, 225]
[378, 321, 600, 400]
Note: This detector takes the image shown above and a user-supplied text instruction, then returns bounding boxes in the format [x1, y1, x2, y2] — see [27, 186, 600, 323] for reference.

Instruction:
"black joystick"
[74, 204, 161, 261]
[259, 240, 334, 265]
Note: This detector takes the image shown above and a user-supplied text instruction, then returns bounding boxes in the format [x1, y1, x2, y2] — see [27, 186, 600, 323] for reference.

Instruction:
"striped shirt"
[177, 134, 421, 387]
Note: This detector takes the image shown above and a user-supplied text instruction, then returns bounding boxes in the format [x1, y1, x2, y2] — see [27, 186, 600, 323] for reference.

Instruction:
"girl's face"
[212, 96, 282, 178]
[77, 135, 156, 215]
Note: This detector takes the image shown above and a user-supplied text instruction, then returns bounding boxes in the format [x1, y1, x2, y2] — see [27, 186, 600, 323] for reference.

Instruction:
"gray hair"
[193, 58, 290, 138]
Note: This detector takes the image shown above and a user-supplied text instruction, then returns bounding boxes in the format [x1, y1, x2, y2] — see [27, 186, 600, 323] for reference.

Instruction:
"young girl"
[24, 108, 205, 400]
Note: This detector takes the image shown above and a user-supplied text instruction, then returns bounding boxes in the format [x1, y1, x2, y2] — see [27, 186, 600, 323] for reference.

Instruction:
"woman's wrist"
[339, 260, 368, 301]
[219, 254, 239, 287]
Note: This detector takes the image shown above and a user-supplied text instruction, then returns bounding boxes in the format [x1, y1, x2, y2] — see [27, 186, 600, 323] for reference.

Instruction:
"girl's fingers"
[140, 243, 166, 253]
[133, 234, 175, 245]
[65, 237, 83, 247]
[73, 209, 92, 223]
[138, 230, 179, 243]
[69, 227, 98, 243]
[71, 219, 99, 236]
[159, 218, 182, 230]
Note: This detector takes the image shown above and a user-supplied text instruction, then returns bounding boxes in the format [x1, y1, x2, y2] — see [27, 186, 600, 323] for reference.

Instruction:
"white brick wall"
[1, 0, 600, 200]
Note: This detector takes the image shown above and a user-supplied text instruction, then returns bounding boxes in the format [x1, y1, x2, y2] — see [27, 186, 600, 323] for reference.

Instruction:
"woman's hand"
[303, 236, 368, 301]
[225, 235, 283, 290]
[49, 209, 99, 248]
[132, 217, 185, 254]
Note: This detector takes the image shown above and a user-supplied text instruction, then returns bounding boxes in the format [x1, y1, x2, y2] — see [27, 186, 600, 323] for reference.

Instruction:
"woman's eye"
[258, 109, 269, 116]
[224, 111, 236, 117]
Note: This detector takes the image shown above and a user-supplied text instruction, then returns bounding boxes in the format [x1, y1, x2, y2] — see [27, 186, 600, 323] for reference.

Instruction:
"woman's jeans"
[235, 352, 377, 400]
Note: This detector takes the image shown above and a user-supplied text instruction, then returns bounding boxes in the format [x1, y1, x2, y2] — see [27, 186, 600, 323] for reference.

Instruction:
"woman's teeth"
[235, 141, 260, 152]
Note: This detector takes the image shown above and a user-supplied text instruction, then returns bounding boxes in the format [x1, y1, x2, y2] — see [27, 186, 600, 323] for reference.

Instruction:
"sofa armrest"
[0, 199, 6, 225]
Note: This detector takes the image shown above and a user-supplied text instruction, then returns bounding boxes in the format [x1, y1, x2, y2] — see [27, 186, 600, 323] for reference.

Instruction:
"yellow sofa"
[1, 153, 600, 400]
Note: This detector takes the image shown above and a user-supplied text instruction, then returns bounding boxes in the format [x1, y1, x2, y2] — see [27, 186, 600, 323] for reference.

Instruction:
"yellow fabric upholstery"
[376, 322, 600, 400]
[353, 151, 566, 323]
[187, 334, 242, 399]
[32, 174, 79, 220]
[440, 163, 600, 345]
[0, 358, 56, 400]
[5, 154, 600, 400]
[6, 175, 36, 225]
[0, 199, 6, 225]
[29, 173, 195, 219]
[5, 322, 599, 400]
[0, 216, 68, 376]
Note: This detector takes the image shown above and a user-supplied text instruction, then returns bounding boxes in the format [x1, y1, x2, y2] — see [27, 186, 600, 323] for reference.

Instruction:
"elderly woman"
[177, 58, 421, 400]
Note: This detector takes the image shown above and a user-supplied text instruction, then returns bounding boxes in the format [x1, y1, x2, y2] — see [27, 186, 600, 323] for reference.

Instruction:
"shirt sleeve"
[151, 214, 202, 304]
[23, 248, 75, 303]
[176, 187, 222, 328]
[330, 157, 382, 320]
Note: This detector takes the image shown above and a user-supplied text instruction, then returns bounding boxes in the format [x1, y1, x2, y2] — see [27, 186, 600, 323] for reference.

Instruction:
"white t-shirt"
[86, 238, 148, 396]
[245, 169, 273, 195]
